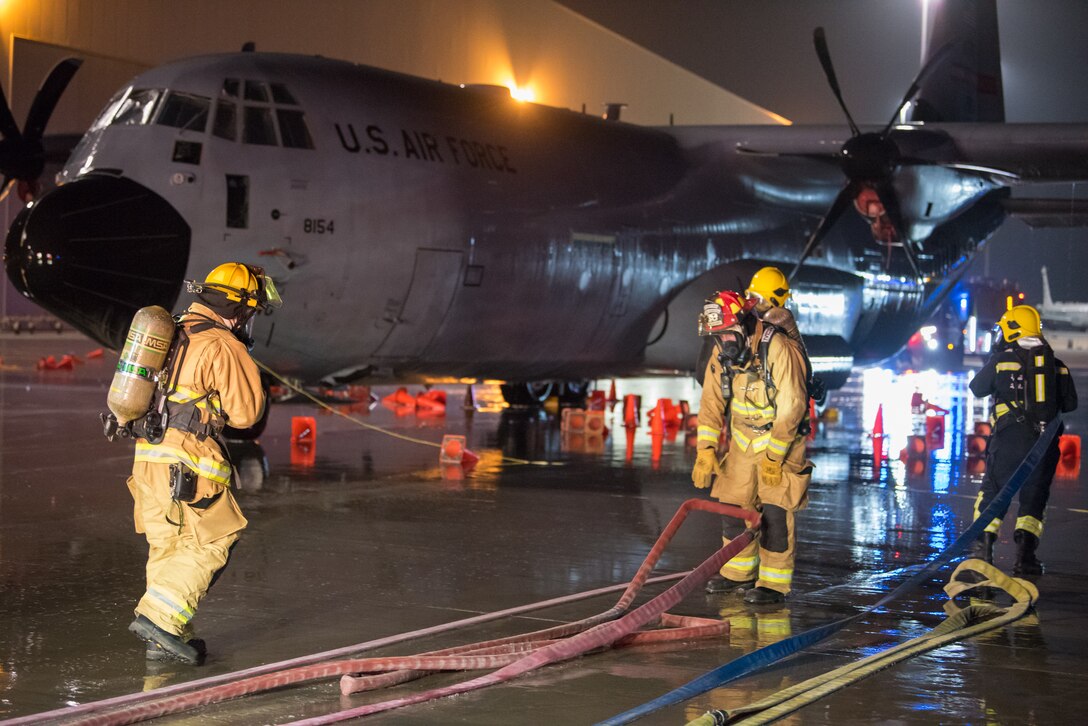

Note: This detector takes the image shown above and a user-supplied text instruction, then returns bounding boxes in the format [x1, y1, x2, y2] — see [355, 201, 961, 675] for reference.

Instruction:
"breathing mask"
[717, 327, 750, 367]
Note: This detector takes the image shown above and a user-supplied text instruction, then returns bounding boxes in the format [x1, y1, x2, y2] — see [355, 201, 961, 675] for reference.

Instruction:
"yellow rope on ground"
[687, 559, 1038, 726]
[254, 360, 561, 466]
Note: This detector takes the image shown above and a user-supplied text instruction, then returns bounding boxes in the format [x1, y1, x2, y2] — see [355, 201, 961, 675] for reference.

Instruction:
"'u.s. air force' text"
[334, 123, 516, 174]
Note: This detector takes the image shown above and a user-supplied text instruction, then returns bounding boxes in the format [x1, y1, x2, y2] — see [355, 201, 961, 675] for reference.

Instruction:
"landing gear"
[499, 380, 590, 408]
[500, 382, 554, 407]
[557, 380, 589, 405]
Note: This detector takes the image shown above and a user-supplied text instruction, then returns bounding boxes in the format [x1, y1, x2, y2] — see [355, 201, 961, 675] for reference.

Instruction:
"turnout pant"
[128, 461, 246, 636]
[975, 420, 1061, 539]
[710, 440, 811, 594]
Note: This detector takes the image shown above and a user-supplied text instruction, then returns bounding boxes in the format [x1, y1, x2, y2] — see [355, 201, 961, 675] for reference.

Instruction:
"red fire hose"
[52, 499, 758, 726]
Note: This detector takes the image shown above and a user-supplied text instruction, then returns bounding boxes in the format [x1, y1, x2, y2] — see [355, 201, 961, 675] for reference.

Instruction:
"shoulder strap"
[759, 325, 777, 391]
[181, 311, 232, 335]
[161, 317, 190, 396]
[759, 322, 819, 400]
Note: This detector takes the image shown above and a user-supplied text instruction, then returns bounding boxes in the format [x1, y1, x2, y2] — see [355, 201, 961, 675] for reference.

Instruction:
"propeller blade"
[0, 83, 21, 141]
[813, 27, 860, 137]
[881, 41, 959, 136]
[873, 180, 921, 277]
[22, 58, 82, 142]
[0, 176, 13, 204]
[791, 181, 856, 279]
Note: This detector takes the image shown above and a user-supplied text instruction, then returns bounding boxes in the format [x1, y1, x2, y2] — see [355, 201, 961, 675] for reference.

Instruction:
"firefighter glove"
[692, 448, 721, 489]
[760, 455, 784, 487]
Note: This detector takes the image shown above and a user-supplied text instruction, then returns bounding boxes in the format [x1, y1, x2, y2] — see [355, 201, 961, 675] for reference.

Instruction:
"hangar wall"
[0, 0, 784, 326]
[0, 0, 784, 130]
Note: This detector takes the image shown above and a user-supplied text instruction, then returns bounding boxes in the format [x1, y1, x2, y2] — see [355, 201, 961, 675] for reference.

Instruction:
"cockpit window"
[216, 78, 314, 150]
[90, 89, 127, 131]
[244, 81, 270, 102]
[156, 92, 211, 132]
[111, 89, 163, 126]
[270, 83, 299, 105]
[212, 100, 237, 141]
[243, 106, 277, 146]
[276, 109, 314, 149]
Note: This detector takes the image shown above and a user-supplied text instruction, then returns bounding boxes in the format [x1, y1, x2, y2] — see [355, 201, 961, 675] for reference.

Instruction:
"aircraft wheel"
[558, 380, 590, 405]
[500, 381, 555, 407]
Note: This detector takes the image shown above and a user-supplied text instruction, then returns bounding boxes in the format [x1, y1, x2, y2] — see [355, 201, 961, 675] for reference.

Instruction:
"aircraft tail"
[1041, 266, 1054, 306]
[907, 0, 1004, 123]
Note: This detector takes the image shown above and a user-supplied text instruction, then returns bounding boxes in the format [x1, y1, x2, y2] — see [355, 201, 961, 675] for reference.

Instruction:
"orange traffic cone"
[416, 390, 447, 415]
[623, 394, 639, 428]
[382, 387, 410, 408]
[650, 399, 667, 435]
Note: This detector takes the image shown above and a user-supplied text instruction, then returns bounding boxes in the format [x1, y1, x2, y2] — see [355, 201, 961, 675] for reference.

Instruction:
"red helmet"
[698, 290, 754, 336]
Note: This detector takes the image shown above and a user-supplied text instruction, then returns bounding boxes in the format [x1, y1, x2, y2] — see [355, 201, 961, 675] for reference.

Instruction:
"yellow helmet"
[187, 262, 282, 313]
[205, 263, 261, 306]
[746, 266, 791, 308]
[997, 304, 1041, 342]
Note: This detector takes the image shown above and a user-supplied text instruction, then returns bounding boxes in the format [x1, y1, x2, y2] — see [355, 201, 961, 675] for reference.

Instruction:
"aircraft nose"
[4, 175, 191, 348]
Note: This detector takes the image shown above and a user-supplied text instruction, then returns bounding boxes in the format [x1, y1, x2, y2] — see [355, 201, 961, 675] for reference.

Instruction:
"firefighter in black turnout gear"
[969, 305, 1076, 576]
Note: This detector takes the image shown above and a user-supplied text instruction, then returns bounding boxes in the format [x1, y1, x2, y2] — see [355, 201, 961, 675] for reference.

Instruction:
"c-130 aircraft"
[4, 0, 1088, 405]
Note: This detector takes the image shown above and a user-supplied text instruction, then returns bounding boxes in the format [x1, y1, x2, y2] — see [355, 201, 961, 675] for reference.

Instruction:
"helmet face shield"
[257, 273, 282, 309]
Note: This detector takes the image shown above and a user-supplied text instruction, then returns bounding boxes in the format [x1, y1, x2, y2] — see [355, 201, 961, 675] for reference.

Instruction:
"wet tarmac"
[2, 334, 1088, 724]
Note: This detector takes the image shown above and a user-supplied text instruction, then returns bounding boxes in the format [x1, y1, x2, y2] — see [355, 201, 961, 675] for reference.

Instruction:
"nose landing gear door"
[373, 248, 463, 360]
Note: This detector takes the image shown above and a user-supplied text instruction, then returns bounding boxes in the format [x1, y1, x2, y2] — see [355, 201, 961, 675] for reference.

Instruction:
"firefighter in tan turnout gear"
[692, 285, 813, 605]
[123, 263, 280, 664]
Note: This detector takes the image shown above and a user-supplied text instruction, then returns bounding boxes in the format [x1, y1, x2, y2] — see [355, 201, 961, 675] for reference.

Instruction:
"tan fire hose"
[687, 559, 1038, 725]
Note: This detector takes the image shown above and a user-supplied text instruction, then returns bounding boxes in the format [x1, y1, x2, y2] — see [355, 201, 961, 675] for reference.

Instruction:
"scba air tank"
[107, 306, 175, 425]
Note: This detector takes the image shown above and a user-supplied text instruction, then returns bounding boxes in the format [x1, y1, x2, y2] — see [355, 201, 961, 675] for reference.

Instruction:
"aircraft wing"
[672, 123, 1088, 186]
[1002, 198, 1088, 228]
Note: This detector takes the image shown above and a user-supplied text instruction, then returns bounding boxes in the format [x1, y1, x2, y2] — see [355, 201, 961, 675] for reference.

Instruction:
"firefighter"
[126, 262, 281, 664]
[745, 266, 825, 406]
[692, 289, 813, 605]
[968, 304, 1076, 576]
[746, 266, 800, 340]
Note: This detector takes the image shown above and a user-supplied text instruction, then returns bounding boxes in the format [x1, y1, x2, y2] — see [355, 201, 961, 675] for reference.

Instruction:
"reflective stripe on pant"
[131, 463, 240, 636]
[720, 535, 759, 580]
[711, 441, 809, 594]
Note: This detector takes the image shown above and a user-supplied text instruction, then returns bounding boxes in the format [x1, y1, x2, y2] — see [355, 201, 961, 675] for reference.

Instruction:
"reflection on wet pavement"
[2, 337, 1088, 723]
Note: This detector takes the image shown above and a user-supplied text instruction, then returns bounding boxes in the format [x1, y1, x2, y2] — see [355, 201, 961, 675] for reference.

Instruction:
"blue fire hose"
[597, 417, 1063, 725]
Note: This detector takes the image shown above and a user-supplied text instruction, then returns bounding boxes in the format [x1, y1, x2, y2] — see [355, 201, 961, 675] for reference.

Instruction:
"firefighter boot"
[743, 586, 786, 606]
[147, 638, 206, 663]
[705, 575, 756, 594]
[129, 615, 204, 665]
[1013, 529, 1044, 576]
[970, 532, 997, 564]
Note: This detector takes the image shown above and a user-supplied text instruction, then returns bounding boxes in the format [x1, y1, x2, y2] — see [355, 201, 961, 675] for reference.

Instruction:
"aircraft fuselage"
[7, 53, 1006, 385]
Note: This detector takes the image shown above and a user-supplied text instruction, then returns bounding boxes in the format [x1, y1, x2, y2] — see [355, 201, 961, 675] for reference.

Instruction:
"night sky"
[560, 0, 1088, 306]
